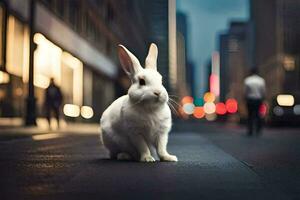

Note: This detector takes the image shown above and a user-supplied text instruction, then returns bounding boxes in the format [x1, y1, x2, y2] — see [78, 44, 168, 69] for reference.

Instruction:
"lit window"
[33, 33, 83, 106]
[0, 6, 3, 67]
[33, 33, 62, 87]
[283, 56, 295, 71]
[276, 94, 294, 106]
[6, 15, 29, 77]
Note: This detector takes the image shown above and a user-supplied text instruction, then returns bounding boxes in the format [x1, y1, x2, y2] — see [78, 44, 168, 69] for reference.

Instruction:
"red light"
[226, 99, 238, 113]
[215, 102, 227, 115]
[193, 107, 205, 119]
[259, 103, 267, 117]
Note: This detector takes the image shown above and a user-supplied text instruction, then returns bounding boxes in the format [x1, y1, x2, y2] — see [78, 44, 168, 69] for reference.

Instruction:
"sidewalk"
[0, 118, 100, 140]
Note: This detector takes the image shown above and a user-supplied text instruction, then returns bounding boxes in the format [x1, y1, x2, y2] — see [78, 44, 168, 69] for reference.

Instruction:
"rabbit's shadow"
[90, 157, 178, 168]
[91, 158, 141, 165]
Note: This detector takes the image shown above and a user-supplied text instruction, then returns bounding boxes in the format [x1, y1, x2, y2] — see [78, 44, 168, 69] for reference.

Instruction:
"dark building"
[219, 21, 251, 118]
[219, 33, 229, 102]
[176, 11, 188, 97]
[144, 0, 170, 91]
[186, 61, 196, 98]
[176, 11, 194, 97]
[205, 59, 212, 94]
[176, 12, 187, 43]
[250, 0, 300, 101]
[0, 0, 173, 125]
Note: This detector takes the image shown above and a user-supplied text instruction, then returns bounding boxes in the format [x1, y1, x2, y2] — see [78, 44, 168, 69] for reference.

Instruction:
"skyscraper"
[0, 0, 169, 123]
[219, 21, 251, 118]
[250, 0, 300, 101]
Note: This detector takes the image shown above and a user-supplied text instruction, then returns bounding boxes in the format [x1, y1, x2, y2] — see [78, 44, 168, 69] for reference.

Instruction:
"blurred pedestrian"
[45, 78, 63, 129]
[244, 68, 266, 135]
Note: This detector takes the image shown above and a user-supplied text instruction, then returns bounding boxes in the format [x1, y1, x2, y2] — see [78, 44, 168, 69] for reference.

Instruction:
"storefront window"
[61, 52, 83, 106]
[6, 15, 29, 77]
[33, 33, 62, 88]
[33, 33, 83, 106]
[0, 5, 3, 68]
[83, 68, 93, 106]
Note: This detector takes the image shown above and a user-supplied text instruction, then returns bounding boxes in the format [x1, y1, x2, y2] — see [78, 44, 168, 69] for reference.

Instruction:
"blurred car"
[269, 93, 300, 126]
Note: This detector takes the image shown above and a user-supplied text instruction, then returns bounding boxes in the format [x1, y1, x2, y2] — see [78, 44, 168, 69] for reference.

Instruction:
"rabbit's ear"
[118, 45, 142, 77]
[145, 43, 158, 70]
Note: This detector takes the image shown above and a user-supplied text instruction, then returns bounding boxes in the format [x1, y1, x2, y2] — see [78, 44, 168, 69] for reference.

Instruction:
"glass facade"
[33, 33, 83, 115]
[40, 0, 115, 58]
[0, 15, 29, 117]
[61, 52, 83, 106]
[6, 15, 29, 77]
[0, 5, 3, 68]
[1, 15, 86, 119]
[1, 0, 143, 122]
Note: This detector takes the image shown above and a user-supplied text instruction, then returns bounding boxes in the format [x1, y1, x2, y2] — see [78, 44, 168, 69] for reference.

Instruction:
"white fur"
[100, 44, 177, 162]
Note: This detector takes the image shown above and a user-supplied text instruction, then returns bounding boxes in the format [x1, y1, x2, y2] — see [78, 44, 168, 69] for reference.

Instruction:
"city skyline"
[177, 0, 248, 97]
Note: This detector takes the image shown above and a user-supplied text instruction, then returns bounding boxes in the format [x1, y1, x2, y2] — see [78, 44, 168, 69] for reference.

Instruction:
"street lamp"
[25, 0, 37, 126]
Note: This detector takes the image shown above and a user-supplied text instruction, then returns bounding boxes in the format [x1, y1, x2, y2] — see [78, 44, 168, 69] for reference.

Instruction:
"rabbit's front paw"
[160, 154, 178, 162]
[140, 155, 155, 162]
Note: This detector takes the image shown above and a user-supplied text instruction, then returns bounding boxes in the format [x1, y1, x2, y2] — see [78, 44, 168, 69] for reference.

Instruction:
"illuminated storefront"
[0, 4, 3, 69]
[6, 15, 29, 78]
[1, 14, 87, 119]
[33, 33, 83, 109]
[0, 15, 28, 117]
[0, 1, 119, 123]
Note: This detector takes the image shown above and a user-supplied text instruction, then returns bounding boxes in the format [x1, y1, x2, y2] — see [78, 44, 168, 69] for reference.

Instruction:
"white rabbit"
[100, 43, 177, 162]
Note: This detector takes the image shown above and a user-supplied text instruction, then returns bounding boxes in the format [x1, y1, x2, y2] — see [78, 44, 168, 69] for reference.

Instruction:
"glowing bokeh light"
[293, 105, 300, 115]
[276, 94, 294, 106]
[215, 102, 227, 115]
[81, 106, 94, 119]
[204, 102, 216, 114]
[63, 104, 80, 117]
[193, 107, 205, 119]
[259, 103, 267, 117]
[181, 96, 194, 105]
[209, 74, 220, 97]
[273, 106, 284, 116]
[182, 103, 195, 115]
[226, 99, 238, 113]
[205, 113, 217, 121]
[204, 92, 216, 102]
[194, 98, 204, 106]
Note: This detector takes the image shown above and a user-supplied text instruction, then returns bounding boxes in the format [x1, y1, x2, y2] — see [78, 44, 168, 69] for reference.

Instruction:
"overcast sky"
[177, 0, 249, 97]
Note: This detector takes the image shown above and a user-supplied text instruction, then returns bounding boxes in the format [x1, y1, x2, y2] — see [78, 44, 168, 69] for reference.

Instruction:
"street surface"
[0, 122, 299, 200]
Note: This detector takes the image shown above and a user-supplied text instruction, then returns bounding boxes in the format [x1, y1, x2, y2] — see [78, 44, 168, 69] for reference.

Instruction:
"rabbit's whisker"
[167, 101, 179, 115]
[168, 98, 181, 108]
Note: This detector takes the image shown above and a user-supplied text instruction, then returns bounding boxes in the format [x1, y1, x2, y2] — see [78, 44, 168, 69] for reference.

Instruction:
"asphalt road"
[0, 123, 299, 200]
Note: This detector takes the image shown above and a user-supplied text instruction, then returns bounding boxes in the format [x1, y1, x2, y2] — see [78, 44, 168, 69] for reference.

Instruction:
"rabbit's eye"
[139, 78, 146, 86]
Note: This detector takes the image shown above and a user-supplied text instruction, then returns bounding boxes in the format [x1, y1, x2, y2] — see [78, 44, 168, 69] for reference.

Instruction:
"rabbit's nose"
[154, 91, 161, 97]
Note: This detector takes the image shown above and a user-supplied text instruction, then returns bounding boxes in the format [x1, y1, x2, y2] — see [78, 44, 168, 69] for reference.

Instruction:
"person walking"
[244, 68, 266, 135]
[45, 78, 63, 129]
